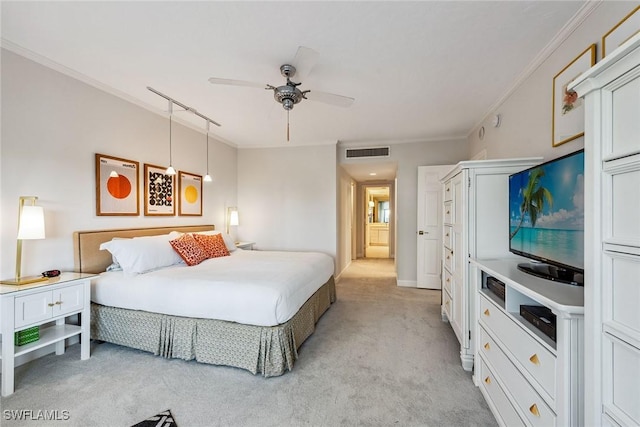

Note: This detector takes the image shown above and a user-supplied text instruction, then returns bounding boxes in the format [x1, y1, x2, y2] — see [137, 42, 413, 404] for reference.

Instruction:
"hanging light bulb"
[203, 120, 212, 182]
[166, 102, 176, 175]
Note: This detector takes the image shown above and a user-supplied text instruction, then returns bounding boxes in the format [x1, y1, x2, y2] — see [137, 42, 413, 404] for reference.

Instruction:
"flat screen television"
[509, 149, 584, 286]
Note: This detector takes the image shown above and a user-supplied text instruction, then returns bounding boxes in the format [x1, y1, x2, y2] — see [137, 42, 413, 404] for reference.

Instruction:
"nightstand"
[0, 272, 95, 396]
[236, 241, 255, 250]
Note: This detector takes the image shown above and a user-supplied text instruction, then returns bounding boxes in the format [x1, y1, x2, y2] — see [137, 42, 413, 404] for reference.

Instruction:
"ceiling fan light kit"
[208, 46, 355, 141]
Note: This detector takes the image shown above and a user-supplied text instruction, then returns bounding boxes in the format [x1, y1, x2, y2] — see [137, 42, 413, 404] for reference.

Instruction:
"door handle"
[418, 231, 424, 235]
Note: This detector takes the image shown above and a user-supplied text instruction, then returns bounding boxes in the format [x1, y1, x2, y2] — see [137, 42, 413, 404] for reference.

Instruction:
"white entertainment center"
[470, 258, 584, 427]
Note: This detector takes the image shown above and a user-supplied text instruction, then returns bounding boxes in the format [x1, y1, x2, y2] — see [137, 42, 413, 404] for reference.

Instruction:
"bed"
[72, 225, 336, 377]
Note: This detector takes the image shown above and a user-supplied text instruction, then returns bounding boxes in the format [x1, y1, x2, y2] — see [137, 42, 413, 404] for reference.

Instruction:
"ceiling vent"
[345, 147, 390, 159]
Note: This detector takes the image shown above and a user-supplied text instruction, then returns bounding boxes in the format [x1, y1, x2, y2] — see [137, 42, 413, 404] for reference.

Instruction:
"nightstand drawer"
[14, 283, 84, 328]
[478, 356, 525, 427]
[479, 295, 556, 400]
[14, 292, 53, 327]
[479, 326, 556, 427]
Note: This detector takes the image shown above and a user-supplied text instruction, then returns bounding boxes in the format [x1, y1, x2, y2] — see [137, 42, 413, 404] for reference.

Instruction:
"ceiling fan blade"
[208, 77, 266, 89]
[305, 90, 355, 108]
[291, 46, 319, 82]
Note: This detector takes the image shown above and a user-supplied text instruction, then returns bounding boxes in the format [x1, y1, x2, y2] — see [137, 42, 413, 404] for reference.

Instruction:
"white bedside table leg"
[80, 280, 90, 360]
[55, 317, 65, 355]
[1, 297, 16, 396]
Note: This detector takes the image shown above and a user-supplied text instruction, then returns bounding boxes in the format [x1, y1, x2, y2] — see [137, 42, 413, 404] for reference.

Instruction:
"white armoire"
[571, 33, 640, 426]
[440, 158, 541, 371]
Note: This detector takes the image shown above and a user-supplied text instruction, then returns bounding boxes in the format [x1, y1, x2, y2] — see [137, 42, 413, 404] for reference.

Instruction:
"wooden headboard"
[73, 225, 215, 273]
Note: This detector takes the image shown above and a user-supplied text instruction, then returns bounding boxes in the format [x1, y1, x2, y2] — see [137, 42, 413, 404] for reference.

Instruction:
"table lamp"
[1, 196, 48, 285]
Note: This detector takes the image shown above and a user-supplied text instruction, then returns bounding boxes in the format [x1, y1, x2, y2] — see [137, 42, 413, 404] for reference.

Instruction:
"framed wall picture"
[552, 44, 596, 147]
[95, 153, 139, 216]
[144, 163, 175, 216]
[602, 6, 640, 58]
[178, 171, 203, 216]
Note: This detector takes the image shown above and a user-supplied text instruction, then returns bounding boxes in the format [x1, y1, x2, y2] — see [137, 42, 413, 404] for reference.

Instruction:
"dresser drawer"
[479, 296, 556, 400]
[443, 226, 452, 249]
[479, 326, 556, 427]
[444, 201, 453, 225]
[443, 268, 453, 294]
[444, 181, 452, 201]
[478, 356, 525, 427]
[443, 289, 452, 320]
[444, 248, 453, 272]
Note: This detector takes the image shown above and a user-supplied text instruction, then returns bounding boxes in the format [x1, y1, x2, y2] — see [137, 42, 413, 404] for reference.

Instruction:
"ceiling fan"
[208, 46, 354, 141]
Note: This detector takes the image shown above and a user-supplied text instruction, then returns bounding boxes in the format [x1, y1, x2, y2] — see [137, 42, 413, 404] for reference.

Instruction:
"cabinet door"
[451, 172, 465, 343]
[15, 291, 53, 328]
[54, 284, 84, 316]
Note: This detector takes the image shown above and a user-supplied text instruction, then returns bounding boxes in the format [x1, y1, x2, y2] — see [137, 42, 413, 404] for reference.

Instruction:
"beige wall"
[1, 49, 237, 278]
[469, 2, 635, 162]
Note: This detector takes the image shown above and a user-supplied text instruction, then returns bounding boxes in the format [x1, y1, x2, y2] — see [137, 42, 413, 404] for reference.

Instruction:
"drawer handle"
[484, 376, 491, 385]
[446, 233, 450, 237]
[55, 301, 62, 305]
[446, 188, 450, 192]
[484, 342, 490, 350]
[483, 309, 490, 316]
[529, 354, 540, 365]
[529, 404, 540, 417]
[47, 303, 55, 307]
[446, 278, 450, 283]
[446, 210, 450, 214]
[446, 256, 450, 260]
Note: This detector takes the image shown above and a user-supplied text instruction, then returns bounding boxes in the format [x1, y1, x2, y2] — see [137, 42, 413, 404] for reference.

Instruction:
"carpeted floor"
[0, 259, 496, 427]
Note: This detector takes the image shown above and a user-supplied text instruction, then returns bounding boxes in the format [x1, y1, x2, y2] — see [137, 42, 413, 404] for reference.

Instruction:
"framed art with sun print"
[95, 153, 139, 216]
[144, 163, 175, 216]
[552, 44, 596, 147]
[178, 171, 203, 216]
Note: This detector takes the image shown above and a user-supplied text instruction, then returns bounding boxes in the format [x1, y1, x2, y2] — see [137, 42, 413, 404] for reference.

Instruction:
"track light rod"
[147, 86, 221, 127]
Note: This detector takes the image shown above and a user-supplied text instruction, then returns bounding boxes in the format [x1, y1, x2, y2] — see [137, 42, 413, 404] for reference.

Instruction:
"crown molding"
[468, 0, 603, 138]
[338, 135, 467, 148]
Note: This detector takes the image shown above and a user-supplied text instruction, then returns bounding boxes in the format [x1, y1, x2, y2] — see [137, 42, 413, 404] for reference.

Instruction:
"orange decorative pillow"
[193, 233, 230, 259]
[170, 233, 209, 266]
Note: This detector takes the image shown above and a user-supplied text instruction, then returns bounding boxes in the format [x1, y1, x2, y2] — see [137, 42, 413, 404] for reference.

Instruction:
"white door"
[417, 165, 453, 288]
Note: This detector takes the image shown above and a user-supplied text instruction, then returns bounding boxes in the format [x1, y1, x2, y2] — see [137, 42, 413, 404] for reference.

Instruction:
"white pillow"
[195, 230, 237, 252]
[100, 231, 184, 274]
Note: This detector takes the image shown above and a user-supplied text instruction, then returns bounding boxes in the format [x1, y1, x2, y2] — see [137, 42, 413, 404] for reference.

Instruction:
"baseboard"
[335, 259, 352, 283]
[397, 280, 416, 288]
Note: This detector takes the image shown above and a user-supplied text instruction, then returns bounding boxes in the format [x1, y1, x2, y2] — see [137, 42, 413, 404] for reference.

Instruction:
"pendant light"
[165, 100, 176, 175]
[203, 120, 212, 182]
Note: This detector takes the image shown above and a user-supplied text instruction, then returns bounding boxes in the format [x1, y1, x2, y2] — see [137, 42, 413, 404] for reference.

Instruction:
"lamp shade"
[229, 209, 239, 226]
[17, 205, 45, 240]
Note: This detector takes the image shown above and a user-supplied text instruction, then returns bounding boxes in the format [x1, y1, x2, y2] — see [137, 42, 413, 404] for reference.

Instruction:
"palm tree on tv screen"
[510, 168, 553, 240]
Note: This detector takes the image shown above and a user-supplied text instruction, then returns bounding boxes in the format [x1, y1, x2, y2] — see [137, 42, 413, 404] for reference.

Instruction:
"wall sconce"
[226, 207, 239, 235]
[1, 196, 47, 285]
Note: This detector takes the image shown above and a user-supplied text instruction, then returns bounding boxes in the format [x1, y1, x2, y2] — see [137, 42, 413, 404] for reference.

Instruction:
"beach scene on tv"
[509, 151, 584, 270]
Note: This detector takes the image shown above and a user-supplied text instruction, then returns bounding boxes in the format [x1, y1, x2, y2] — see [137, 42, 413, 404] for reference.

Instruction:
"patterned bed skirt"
[91, 276, 336, 377]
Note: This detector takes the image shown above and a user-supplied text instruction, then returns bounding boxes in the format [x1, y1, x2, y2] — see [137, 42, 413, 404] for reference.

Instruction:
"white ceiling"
[2, 2, 585, 165]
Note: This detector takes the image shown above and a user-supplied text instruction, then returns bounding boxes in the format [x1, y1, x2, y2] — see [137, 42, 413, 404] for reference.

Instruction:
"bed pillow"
[193, 233, 230, 258]
[170, 233, 209, 266]
[99, 232, 183, 274]
[195, 230, 237, 252]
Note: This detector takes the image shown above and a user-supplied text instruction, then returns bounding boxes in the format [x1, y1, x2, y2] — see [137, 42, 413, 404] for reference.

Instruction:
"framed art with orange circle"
[178, 170, 203, 216]
[95, 153, 140, 216]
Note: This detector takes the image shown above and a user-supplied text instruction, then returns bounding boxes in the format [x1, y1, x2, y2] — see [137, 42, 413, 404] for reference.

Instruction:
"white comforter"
[91, 249, 334, 327]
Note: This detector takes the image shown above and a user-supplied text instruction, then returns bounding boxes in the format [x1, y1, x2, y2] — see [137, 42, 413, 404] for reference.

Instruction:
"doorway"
[364, 185, 391, 259]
